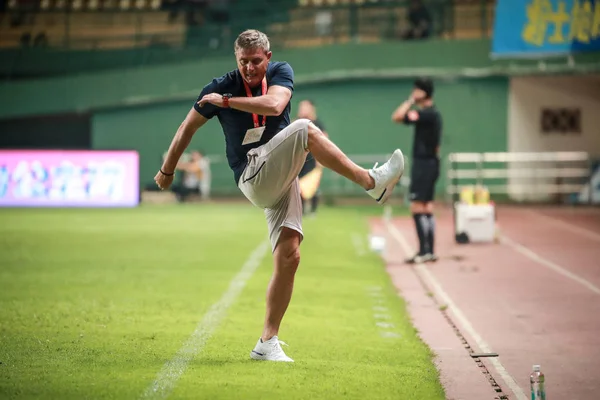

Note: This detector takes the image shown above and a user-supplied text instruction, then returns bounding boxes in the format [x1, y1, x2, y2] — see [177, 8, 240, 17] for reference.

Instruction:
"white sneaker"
[366, 149, 405, 204]
[250, 336, 294, 362]
[425, 253, 439, 263]
[405, 253, 427, 264]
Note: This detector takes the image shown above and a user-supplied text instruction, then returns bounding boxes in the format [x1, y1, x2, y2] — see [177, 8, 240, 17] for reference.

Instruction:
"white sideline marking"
[351, 232, 366, 256]
[374, 314, 391, 320]
[365, 287, 401, 339]
[380, 331, 401, 339]
[140, 240, 269, 400]
[527, 210, 600, 243]
[384, 219, 527, 400]
[501, 235, 600, 295]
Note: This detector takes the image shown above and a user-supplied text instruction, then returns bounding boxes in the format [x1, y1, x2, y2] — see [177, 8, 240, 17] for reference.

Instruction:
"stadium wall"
[0, 39, 503, 120]
[508, 75, 600, 155]
[507, 74, 600, 202]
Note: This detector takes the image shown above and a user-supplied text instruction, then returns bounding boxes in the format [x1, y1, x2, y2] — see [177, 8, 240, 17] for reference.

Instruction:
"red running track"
[370, 205, 600, 400]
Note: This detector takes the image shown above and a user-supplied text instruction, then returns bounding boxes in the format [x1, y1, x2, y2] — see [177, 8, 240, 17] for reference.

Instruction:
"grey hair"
[234, 29, 271, 53]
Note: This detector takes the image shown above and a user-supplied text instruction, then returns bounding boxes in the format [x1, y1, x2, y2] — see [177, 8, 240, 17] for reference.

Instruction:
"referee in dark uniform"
[392, 78, 442, 264]
[296, 99, 328, 216]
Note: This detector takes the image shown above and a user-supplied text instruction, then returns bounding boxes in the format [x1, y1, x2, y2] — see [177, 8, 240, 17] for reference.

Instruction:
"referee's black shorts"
[409, 157, 440, 202]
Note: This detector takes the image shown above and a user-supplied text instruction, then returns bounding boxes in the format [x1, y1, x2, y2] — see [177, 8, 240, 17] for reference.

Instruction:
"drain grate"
[413, 269, 510, 400]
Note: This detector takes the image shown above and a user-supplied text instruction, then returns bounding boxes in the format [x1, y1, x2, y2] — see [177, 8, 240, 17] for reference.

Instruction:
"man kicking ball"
[154, 29, 405, 362]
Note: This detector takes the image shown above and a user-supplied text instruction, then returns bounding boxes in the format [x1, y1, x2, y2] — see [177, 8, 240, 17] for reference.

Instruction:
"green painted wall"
[92, 76, 508, 197]
[0, 39, 516, 120]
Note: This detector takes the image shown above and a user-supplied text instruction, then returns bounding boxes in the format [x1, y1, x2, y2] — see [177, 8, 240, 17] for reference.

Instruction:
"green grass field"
[0, 203, 445, 400]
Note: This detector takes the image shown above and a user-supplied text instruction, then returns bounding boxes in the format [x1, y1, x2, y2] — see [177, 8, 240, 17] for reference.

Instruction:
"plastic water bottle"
[530, 364, 546, 400]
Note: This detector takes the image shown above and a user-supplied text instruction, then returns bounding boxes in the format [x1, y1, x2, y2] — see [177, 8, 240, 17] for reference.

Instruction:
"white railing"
[445, 151, 593, 204]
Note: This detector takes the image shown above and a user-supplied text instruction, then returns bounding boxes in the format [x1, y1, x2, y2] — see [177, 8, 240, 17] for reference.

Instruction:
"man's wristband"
[222, 93, 232, 108]
[160, 168, 174, 176]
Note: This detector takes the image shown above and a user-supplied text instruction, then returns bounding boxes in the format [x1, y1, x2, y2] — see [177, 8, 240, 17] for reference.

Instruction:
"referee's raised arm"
[391, 96, 415, 124]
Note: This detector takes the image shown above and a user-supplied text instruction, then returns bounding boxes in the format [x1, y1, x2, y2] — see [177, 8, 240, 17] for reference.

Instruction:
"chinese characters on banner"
[523, 0, 600, 45]
[492, 0, 600, 57]
[0, 150, 139, 207]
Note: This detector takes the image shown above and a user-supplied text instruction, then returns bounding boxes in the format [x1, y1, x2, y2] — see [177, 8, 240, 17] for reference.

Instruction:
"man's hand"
[154, 170, 174, 190]
[197, 93, 225, 108]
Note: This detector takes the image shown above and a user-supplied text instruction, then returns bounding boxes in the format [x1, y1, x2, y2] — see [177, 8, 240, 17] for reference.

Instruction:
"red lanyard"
[242, 77, 267, 128]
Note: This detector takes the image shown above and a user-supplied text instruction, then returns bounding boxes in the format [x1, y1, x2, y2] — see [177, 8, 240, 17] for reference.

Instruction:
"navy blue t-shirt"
[193, 61, 294, 184]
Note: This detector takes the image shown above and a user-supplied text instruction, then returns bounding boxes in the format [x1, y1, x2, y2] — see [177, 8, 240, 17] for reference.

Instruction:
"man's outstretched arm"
[162, 108, 208, 173]
[197, 85, 292, 117]
[155, 108, 208, 190]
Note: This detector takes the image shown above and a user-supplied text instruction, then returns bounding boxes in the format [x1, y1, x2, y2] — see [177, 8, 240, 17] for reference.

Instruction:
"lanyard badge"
[241, 77, 268, 145]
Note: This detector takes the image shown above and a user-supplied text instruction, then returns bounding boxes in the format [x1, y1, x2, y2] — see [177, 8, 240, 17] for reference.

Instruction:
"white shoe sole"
[250, 350, 294, 362]
[376, 149, 405, 205]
